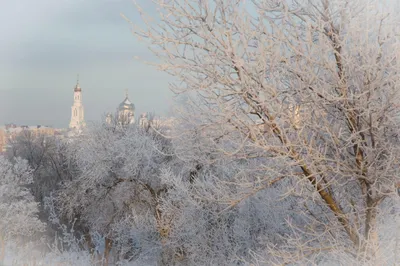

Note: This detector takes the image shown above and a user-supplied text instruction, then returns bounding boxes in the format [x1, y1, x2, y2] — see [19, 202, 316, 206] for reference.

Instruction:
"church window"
[74, 109, 77, 117]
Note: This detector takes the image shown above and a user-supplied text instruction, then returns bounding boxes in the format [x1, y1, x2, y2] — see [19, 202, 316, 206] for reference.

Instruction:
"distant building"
[117, 90, 135, 125]
[0, 128, 6, 153]
[69, 76, 85, 129]
[105, 113, 113, 124]
[139, 113, 149, 128]
[105, 90, 136, 126]
[0, 125, 59, 153]
[138, 112, 176, 132]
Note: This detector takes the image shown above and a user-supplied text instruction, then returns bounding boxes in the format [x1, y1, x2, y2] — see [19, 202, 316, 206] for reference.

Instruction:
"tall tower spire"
[69, 76, 85, 129]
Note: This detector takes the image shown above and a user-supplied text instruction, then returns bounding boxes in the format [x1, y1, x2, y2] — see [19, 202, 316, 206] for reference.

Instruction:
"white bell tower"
[69, 75, 85, 129]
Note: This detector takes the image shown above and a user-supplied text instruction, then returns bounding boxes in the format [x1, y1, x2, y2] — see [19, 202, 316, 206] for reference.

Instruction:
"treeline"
[0, 114, 398, 265]
[0, 119, 298, 265]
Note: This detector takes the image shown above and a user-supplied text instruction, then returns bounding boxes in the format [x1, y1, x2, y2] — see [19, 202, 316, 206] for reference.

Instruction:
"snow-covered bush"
[0, 156, 45, 262]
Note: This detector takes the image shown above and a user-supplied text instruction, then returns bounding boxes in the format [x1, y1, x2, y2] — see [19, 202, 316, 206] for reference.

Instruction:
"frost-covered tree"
[152, 161, 299, 265]
[0, 156, 45, 262]
[52, 122, 178, 264]
[7, 131, 73, 204]
[129, 0, 400, 264]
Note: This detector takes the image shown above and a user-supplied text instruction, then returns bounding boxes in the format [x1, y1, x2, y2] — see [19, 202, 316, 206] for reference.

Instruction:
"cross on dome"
[74, 74, 81, 92]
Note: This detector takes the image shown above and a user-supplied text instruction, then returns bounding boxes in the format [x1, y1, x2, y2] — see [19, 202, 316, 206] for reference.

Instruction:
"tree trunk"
[85, 233, 100, 265]
[85, 233, 94, 255]
[103, 237, 112, 266]
[363, 203, 381, 263]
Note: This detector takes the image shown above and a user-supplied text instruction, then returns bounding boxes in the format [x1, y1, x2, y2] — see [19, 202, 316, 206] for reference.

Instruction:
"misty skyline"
[0, 0, 173, 128]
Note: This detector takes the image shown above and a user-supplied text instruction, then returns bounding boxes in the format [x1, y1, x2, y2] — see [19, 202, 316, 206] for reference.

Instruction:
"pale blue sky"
[0, 0, 173, 127]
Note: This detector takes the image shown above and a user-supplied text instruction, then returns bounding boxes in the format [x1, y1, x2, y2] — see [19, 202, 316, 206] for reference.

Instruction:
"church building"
[69, 76, 85, 129]
[67, 77, 136, 128]
[117, 90, 135, 125]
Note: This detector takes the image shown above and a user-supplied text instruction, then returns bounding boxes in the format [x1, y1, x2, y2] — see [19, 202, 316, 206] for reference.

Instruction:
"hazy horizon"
[0, 0, 173, 128]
